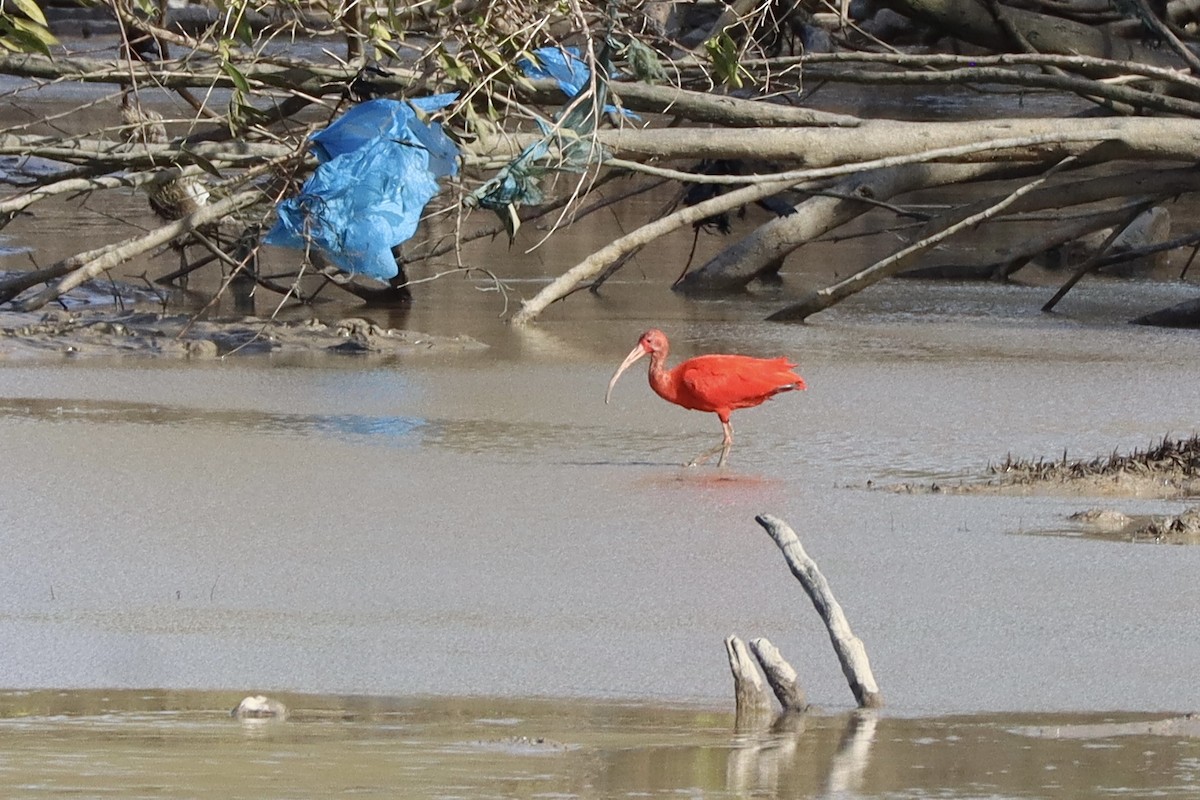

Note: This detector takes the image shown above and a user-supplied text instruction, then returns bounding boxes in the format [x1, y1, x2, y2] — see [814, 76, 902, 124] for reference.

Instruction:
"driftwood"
[725, 635, 773, 728]
[898, 202, 1155, 281]
[509, 175, 805, 325]
[0, 189, 262, 309]
[766, 155, 1082, 322]
[676, 162, 1019, 293]
[507, 117, 1200, 324]
[748, 637, 807, 712]
[7, 0, 1200, 321]
[1132, 297, 1200, 327]
[1042, 200, 1155, 311]
[754, 513, 882, 709]
[475, 117, 1200, 167]
[726, 513, 881, 721]
[684, 163, 1200, 294]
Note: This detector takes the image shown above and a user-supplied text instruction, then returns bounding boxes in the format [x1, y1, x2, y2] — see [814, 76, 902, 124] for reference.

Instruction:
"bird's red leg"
[687, 420, 735, 467]
[716, 420, 734, 467]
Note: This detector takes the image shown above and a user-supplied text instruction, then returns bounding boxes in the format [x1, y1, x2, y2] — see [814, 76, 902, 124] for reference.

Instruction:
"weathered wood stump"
[725, 513, 882, 719]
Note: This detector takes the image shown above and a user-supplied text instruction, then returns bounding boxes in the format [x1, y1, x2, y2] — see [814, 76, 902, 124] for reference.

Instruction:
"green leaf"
[179, 146, 225, 179]
[0, 16, 56, 56]
[9, 0, 48, 27]
[233, 17, 253, 46]
[221, 61, 250, 93]
[705, 31, 743, 89]
[623, 38, 667, 85]
[440, 51, 473, 83]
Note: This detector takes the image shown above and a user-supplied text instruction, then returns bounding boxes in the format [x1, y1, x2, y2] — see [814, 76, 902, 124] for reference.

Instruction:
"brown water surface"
[2, 690, 1200, 799]
[5, 61, 1200, 797]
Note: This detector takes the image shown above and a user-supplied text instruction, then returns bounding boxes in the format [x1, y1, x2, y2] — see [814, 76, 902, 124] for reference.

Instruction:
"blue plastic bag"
[518, 47, 629, 117]
[266, 95, 459, 280]
[309, 94, 460, 177]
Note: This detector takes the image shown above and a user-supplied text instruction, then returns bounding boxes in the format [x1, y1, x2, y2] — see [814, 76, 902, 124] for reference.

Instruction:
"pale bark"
[512, 127, 1189, 324]
[4, 190, 262, 310]
[474, 117, 1200, 167]
[0, 134, 294, 169]
[882, 0, 1178, 67]
[766, 155, 1080, 322]
[0, 167, 208, 222]
[676, 162, 1015, 293]
[725, 635, 773, 726]
[509, 176, 802, 325]
[0, 52, 373, 93]
[611, 82, 861, 128]
[527, 81, 865, 128]
[754, 514, 882, 709]
[748, 637, 807, 712]
[793, 61, 1200, 117]
[0, 52, 865, 131]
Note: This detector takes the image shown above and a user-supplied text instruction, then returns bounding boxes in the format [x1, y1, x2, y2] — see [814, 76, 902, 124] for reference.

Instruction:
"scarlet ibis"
[605, 329, 806, 467]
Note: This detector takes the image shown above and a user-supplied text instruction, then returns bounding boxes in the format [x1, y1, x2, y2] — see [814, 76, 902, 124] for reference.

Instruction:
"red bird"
[605, 328, 806, 467]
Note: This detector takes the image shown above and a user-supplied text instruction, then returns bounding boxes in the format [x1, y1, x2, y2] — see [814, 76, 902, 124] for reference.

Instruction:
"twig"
[1042, 198, 1155, 311]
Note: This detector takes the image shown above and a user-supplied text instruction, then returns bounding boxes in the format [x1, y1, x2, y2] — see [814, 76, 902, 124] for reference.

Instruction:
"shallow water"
[4, 690, 1200, 799]
[6, 59, 1200, 797]
[3, 278, 1200, 716]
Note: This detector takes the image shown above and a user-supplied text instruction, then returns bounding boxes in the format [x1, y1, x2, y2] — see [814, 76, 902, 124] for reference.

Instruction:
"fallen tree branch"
[0, 134, 295, 169]
[1042, 198, 1156, 311]
[471, 117, 1200, 168]
[755, 513, 882, 709]
[509, 175, 803, 325]
[3, 189, 263, 310]
[511, 133, 1129, 324]
[0, 51, 374, 94]
[768, 51, 1200, 93]
[766, 154, 1081, 322]
[0, 166, 209, 223]
[794, 63, 1200, 117]
[899, 201, 1155, 280]
[676, 162, 1020, 293]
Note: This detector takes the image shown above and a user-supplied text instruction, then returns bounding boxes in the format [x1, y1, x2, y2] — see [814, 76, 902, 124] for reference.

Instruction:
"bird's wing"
[677, 355, 804, 412]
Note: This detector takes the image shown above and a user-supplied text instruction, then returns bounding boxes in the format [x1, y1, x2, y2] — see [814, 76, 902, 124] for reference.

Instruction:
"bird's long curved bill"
[605, 344, 648, 404]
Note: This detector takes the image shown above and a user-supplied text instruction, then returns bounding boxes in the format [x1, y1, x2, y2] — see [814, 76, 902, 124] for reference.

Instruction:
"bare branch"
[766, 155, 1083, 322]
[5, 190, 263, 310]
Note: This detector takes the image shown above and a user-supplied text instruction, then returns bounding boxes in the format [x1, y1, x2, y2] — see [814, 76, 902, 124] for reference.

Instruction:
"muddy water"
[3, 691, 1199, 800]
[6, 70, 1200, 798]
[4, 274, 1200, 796]
[5, 269, 1200, 793]
[3, 691, 1200, 799]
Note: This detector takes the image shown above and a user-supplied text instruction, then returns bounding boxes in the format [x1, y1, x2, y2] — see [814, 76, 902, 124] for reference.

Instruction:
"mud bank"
[0, 308, 485, 360]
